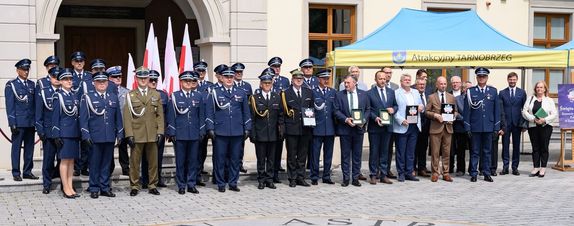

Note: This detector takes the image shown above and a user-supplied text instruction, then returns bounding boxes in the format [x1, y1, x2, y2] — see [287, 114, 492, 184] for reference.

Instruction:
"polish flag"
[151, 36, 164, 90]
[179, 24, 193, 74]
[143, 23, 155, 69]
[126, 53, 137, 90]
[164, 17, 180, 95]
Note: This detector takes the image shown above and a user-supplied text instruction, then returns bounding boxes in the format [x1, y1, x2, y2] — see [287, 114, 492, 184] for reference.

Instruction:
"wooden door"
[64, 26, 136, 86]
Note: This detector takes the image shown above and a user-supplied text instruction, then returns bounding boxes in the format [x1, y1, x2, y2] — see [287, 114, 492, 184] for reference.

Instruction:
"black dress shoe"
[201, 170, 208, 174]
[258, 182, 265, 189]
[187, 187, 199, 194]
[218, 187, 226, 192]
[197, 181, 206, 187]
[484, 175, 494, 182]
[229, 186, 240, 192]
[273, 178, 281, 183]
[529, 171, 540, 177]
[266, 182, 276, 189]
[239, 165, 247, 173]
[311, 180, 318, 185]
[130, 189, 139, 196]
[13, 176, 22, 181]
[490, 171, 498, 176]
[90, 192, 99, 199]
[81, 170, 90, 176]
[296, 180, 310, 187]
[278, 168, 286, 172]
[73, 171, 80, 176]
[63, 193, 75, 199]
[42, 188, 50, 194]
[470, 176, 477, 182]
[512, 170, 520, 176]
[73, 193, 81, 198]
[100, 191, 116, 197]
[500, 169, 509, 175]
[157, 182, 167, 188]
[341, 180, 349, 187]
[405, 176, 420, 181]
[149, 188, 160, 195]
[177, 188, 185, 194]
[351, 180, 361, 187]
[23, 174, 39, 180]
[322, 179, 335, 184]
[289, 180, 296, 187]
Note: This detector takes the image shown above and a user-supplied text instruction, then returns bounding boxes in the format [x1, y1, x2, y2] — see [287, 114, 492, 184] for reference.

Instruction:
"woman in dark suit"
[52, 68, 81, 198]
[521, 81, 556, 178]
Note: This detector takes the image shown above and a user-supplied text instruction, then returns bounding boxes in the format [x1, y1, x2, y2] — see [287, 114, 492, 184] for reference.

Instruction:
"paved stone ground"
[1, 143, 573, 225]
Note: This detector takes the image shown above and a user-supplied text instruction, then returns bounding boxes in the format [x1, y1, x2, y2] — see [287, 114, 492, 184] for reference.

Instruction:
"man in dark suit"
[334, 75, 371, 187]
[282, 69, 314, 187]
[451, 81, 472, 176]
[413, 75, 431, 177]
[499, 72, 526, 175]
[367, 71, 396, 185]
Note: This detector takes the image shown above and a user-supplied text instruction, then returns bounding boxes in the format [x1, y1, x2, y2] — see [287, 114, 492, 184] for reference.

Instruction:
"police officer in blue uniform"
[52, 68, 81, 199]
[107, 66, 131, 176]
[268, 57, 290, 180]
[167, 71, 205, 195]
[141, 70, 169, 188]
[79, 72, 124, 199]
[309, 69, 337, 185]
[213, 64, 228, 89]
[195, 61, 213, 93]
[300, 58, 318, 90]
[79, 59, 118, 96]
[207, 64, 228, 184]
[232, 62, 252, 174]
[36, 66, 62, 193]
[70, 51, 91, 95]
[194, 61, 212, 184]
[464, 67, 500, 183]
[206, 69, 252, 192]
[6, 59, 37, 182]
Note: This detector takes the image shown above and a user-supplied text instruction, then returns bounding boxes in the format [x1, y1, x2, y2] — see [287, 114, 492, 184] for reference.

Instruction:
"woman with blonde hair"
[521, 81, 556, 178]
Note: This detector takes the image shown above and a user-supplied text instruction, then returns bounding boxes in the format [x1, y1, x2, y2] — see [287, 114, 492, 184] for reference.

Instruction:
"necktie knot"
[100, 94, 105, 99]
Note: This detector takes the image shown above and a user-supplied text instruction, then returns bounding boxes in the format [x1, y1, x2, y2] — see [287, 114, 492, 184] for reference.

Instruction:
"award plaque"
[379, 109, 391, 126]
[441, 103, 454, 122]
[302, 107, 316, 126]
[406, 105, 419, 124]
[352, 108, 364, 125]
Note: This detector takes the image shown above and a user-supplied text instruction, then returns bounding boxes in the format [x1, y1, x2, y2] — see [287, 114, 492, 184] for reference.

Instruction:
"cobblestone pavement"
[1, 143, 573, 225]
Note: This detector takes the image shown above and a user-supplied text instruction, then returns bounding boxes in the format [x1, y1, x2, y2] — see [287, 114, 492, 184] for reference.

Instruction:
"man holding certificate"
[334, 75, 370, 187]
[425, 77, 458, 182]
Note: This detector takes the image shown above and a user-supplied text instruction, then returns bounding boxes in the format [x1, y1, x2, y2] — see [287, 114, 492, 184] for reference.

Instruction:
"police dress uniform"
[35, 67, 62, 190]
[5, 59, 37, 181]
[310, 70, 337, 184]
[195, 60, 213, 182]
[123, 67, 165, 195]
[232, 63, 252, 173]
[250, 71, 284, 189]
[70, 52, 92, 175]
[52, 69, 81, 160]
[79, 72, 124, 197]
[166, 71, 205, 193]
[106, 66, 131, 175]
[299, 59, 319, 90]
[141, 70, 169, 187]
[70, 51, 92, 94]
[206, 69, 252, 192]
[464, 67, 500, 182]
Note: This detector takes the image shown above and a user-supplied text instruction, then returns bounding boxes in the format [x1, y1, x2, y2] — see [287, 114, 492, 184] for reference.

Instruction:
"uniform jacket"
[35, 76, 57, 138]
[303, 76, 319, 90]
[51, 90, 80, 138]
[312, 86, 336, 136]
[166, 90, 205, 140]
[234, 80, 253, 96]
[5, 78, 35, 128]
[122, 88, 165, 143]
[250, 91, 284, 142]
[79, 91, 124, 143]
[282, 86, 314, 136]
[464, 85, 501, 133]
[272, 75, 290, 93]
[205, 86, 252, 136]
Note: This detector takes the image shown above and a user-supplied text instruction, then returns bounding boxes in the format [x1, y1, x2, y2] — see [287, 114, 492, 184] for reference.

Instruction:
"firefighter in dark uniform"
[268, 57, 290, 181]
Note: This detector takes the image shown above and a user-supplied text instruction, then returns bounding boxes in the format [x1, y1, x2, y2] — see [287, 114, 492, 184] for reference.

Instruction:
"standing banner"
[558, 84, 574, 129]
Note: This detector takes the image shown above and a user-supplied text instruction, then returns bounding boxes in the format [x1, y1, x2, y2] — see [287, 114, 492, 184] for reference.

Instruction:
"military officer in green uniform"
[123, 67, 165, 196]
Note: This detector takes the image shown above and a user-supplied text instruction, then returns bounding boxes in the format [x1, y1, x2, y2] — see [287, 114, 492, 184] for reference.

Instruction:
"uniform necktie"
[142, 90, 146, 96]
[480, 88, 484, 94]
[266, 93, 269, 101]
[227, 89, 231, 95]
[420, 93, 426, 106]
[441, 93, 445, 104]
[297, 90, 301, 98]
[22, 80, 27, 89]
[323, 88, 326, 95]
[100, 93, 105, 99]
[186, 92, 190, 99]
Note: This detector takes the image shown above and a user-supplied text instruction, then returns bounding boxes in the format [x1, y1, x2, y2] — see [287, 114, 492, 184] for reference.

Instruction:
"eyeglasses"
[149, 79, 158, 83]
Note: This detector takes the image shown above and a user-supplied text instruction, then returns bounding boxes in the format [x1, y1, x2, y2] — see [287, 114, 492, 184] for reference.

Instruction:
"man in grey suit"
[107, 66, 130, 176]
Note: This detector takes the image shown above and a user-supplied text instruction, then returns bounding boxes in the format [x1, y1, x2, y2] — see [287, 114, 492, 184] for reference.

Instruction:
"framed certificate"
[352, 108, 364, 125]
[302, 107, 316, 127]
[441, 103, 454, 122]
[379, 109, 391, 126]
[406, 105, 418, 124]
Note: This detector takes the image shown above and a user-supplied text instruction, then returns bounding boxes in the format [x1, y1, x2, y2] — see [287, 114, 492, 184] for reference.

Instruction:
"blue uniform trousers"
[368, 131, 392, 177]
[41, 139, 59, 189]
[470, 132, 493, 177]
[175, 140, 199, 189]
[340, 133, 364, 181]
[11, 127, 35, 177]
[88, 142, 114, 192]
[214, 136, 242, 188]
[395, 125, 419, 179]
[310, 136, 334, 181]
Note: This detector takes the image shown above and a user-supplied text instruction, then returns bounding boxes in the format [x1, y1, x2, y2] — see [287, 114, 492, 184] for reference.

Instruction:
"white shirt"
[347, 89, 359, 110]
[292, 87, 302, 96]
[261, 90, 270, 100]
[438, 91, 446, 103]
[378, 86, 387, 103]
[97, 91, 106, 98]
[452, 89, 461, 97]
[509, 87, 516, 96]
[138, 87, 148, 96]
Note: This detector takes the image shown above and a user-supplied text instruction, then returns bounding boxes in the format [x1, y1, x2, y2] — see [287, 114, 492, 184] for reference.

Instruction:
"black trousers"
[255, 141, 276, 183]
[490, 133, 501, 171]
[449, 132, 469, 173]
[387, 134, 395, 173]
[110, 138, 130, 176]
[273, 138, 285, 179]
[414, 131, 429, 171]
[528, 125, 553, 168]
[198, 136, 209, 181]
[285, 135, 311, 180]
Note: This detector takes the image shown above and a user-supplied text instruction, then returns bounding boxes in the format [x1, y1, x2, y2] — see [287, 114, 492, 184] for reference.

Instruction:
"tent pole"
[567, 49, 571, 84]
[520, 67, 528, 155]
[333, 50, 337, 89]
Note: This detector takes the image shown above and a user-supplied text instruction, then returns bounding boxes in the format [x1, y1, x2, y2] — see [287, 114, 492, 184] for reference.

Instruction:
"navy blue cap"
[221, 69, 235, 77]
[149, 70, 161, 79]
[57, 68, 74, 80]
[194, 61, 208, 71]
[90, 58, 106, 69]
[44, 56, 60, 66]
[70, 51, 86, 61]
[179, 71, 199, 80]
[15, 59, 31, 70]
[475, 67, 490, 76]
[214, 64, 229, 74]
[92, 72, 109, 81]
[231, 63, 245, 72]
[106, 66, 122, 76]
[134, 66, 150, 78]
[48, 67, 62, 77]
[268, 57, 282, 67]
[259, 68, 275, 81]
[299, 58, 314, 68]
[316, 69, 331, 78]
